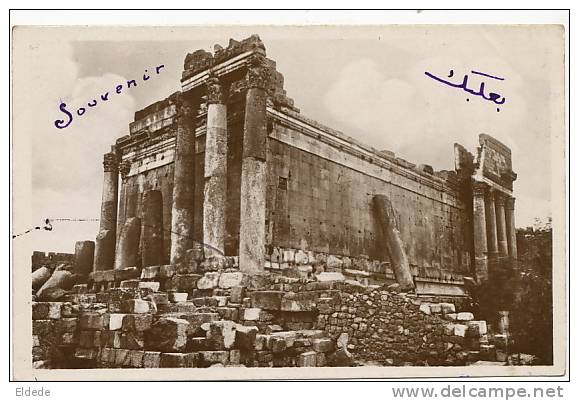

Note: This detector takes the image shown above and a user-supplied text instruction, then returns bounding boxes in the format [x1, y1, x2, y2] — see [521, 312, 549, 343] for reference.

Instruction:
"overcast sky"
[13, 25, 564, 253]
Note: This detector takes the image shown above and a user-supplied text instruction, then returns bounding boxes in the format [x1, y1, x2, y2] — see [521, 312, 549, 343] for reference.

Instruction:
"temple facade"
[92, 35, 518, 297]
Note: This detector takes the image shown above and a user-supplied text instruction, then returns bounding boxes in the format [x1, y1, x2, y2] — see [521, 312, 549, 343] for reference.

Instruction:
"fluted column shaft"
[484, 188, 499, 258]
[203, 77, 228, 258]
[505, 197, 518, 259]
[170, 96, 197, 265]
[473, 182, 489, 281]
[239, 58, 268, 274]
[93, 153, 119, 271]
[495, 193, 509, 257]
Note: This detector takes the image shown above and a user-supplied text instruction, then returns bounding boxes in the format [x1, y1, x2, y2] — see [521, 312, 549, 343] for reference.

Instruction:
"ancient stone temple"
[31, 35, 520, 369]
[99, 34, 517, 292]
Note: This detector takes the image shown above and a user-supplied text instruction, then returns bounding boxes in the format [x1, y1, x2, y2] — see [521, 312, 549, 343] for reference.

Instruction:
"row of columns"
[94, 57, 269, 274]
[472, 181, 518, 281]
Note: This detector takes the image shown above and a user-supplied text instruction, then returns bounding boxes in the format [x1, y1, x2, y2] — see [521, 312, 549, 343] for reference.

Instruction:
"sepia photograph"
[10, 15, 567, 380]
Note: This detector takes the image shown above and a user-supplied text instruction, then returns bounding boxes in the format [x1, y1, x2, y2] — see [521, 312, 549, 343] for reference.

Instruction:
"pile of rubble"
[32, 251, 505, 369]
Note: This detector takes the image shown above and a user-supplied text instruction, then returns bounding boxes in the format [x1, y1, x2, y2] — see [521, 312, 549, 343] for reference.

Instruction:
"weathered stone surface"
[243, 308, 261, 321]
[207, 320, 236, 350]
[168, 292, 188, 303]
[312, 338, 334, 353]
[170, 97, 196, 265]
[141, 265, 160, 280]
[281, 292, 318, 312]
[146, 317, 189, 352]
[197, 272, 221, 289]
[121, 299, 150, 314]
[36, 270, 75, 301]
[298, 351, 317, 367]
[108, 313, 126, 330]
[372, 195, 415, 290]
[235, 325, 258, 349]
[79, 312, 109, 330]
[141, 190, 164, 267]
[457, 312, 475, 321]
[122, 314, 153, 332]
[114, 217, 141, 270]
[32, 302, 62, 320]
[32, 267, 53, 291]
[250, 291, 283, 310]
[115, 267, 140, 281]
[218, 272, 245, 288]
[94, 229, 116, 272]
[74, 240, 95, 276]
[315, 272, 345, 282]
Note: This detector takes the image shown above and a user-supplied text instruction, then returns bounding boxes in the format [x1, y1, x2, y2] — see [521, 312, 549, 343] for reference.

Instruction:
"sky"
[13, 25, 564, 253]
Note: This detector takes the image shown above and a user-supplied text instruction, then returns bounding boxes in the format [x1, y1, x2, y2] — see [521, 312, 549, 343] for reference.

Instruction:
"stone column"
[116, 160, 132, 246]
[74, 240, 95, 276]
[170, 96, 197, 265]
[495, 193, 509, 257]
[472, 182, 489, 282]
[115, 217, 141, 269]
[372, 195, 415, 291]
[505, 197, 518, 259]
[202, 76, 228, 258]
[484, 188, 499, 259]
[239, 57, 269, 274]
[141, 190, 164, 267]
[93, 153, 119, 271]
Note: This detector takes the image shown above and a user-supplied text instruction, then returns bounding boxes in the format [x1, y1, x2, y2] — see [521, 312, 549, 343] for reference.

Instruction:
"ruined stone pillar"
[372, 195, 415, 291]
[495, 193, 509, 257]
[141, 190, 164, 267]
[202, 76, 228, 258]
[74, 240, 95, 276]
[93, 153, 119, 271]
[170, 96, 197, 265]
[239, 58, 268, 274]
[484, 188, 499, 259]
[115, 216, 141, 269]
[472, 182, 489, 282]
[505, 197, 518, 259]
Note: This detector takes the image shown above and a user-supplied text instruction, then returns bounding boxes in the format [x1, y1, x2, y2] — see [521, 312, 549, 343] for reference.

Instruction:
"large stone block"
[197, 272, 221, 289]
[235, 325, 258, 350]
[250, 291, 283, 310]
[207, 320, 237, 350]
[298, 351, 317, 367]
[79, 312, 109, 330]
[146, 317, 189, 352]
[281, 292, 319, 312]
[32, 302, 61, 320]
[218, 272, 245, 288]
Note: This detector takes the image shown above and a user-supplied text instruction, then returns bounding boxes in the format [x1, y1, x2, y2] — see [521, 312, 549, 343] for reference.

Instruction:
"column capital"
[495, 192, 506, 206]
[206, 75, 226, 104]
[176, 96, 195, 124]
[103, 153, 118, 172]
[246, 54, 270, 89]
[505, 197, 516, 210]
[472, 181, 488, 196]
[119, 160, 131, 179]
